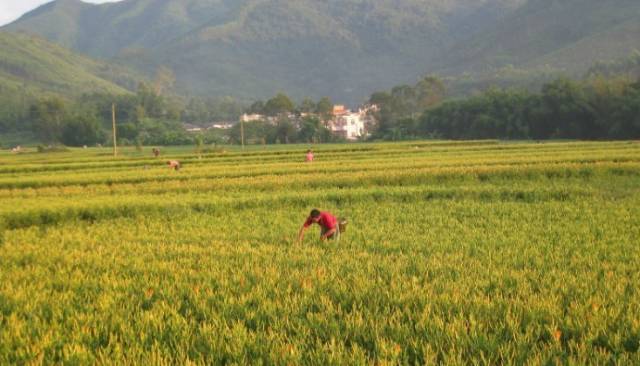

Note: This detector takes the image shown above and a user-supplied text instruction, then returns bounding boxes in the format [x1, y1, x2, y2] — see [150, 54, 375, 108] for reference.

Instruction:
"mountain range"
[0, 31, 137, 97]
[433, 0, 640, 75]
[3, 0, 640, 104]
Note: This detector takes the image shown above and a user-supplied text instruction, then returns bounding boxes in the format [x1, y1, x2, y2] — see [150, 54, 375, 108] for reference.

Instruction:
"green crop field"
[1, 141, 639, 365]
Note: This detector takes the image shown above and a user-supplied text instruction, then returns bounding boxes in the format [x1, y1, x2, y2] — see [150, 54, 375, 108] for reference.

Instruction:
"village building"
[236, 104, 377, 140]
[183, 121, 235, 133]
[327, 105, 375, 140]
[240, 113, 264, 123]
[182, 123, 203, 132]
[207, 122, 234, 130]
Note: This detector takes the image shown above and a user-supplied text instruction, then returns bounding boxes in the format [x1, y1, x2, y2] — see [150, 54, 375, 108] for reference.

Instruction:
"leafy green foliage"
[586, 51, 640, 79]
[29, 97, 66, 143]
[229, 117, 334, 145]
[60, 114, 103, 147]
[368, 76, 446, 140]
[182, 97, 244, 124]
[370, 77, 640, 141]
[264, 94, 294, 117]
[419, 78, 640, 140]
[298, 116, 332, 144]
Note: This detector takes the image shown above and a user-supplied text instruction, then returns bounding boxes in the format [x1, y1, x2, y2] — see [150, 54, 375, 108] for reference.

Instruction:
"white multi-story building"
[327, 105, 375, 140]
[236, 105, 376, 140]
[240, 113, 265, 123]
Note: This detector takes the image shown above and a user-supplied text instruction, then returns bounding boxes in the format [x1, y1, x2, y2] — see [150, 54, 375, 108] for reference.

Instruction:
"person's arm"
[320, 228, 336, 241]
[297, 225, 308, 244]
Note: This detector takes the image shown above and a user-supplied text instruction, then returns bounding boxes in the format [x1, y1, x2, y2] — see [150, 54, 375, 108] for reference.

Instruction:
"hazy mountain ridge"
[6, 0, 640, 103]
[0, 30, 143, 136]
[0, 31, 136, 97]
[5, 0, 525, 103]
[433, 0, 640, 76]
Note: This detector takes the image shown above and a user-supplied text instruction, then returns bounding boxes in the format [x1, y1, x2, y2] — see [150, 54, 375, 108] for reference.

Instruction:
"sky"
[0, 0, 122, 26]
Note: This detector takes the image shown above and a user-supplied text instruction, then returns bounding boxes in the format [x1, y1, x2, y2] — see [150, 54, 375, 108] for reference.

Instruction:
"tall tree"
[298, 98, 316, 114]
[274, 118, 297, 144]
[298, 115, 325, 143]
[61, 114, 102, 146]
[30, 97, 66, 143]
[416, 76, 446, 112]
[247, 100, 265, 115]
[315, 97, 333, 122]
[264, 93, 294, 116]
[137, 82, 165, 119]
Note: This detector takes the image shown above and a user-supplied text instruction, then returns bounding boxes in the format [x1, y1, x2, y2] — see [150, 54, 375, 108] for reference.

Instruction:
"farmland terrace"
[1, 140, 639, 364]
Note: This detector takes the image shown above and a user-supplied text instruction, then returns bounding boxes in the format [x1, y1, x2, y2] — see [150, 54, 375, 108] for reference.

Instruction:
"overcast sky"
[0, 0, 122, 26]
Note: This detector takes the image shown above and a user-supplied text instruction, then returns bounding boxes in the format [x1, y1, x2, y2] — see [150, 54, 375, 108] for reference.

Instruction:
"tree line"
[24, 83, 194, 147]
[8, 84, 343, 147]
[368, 76, 640, 140]
[4, 73, 640, 147]
[235, 94, 339, 144]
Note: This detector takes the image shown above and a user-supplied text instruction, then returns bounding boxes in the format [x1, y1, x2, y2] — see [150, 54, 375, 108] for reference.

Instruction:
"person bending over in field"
[298, 209, 339, 243]
[167, 160, 181, 171]
[305, 149, 314, 162]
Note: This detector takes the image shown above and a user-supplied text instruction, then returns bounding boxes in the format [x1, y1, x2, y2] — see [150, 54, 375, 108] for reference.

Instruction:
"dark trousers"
[321, 226, 340, 241]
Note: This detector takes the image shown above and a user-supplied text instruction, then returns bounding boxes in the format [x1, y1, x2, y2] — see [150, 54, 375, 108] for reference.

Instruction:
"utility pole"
[240, 119, 245, 150]
[112, 103, 117, 157]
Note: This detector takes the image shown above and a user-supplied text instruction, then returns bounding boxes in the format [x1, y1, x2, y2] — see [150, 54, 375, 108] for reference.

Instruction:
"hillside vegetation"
[0, 32, 136, 96]
[4, 0, 526, 103]
[433, 0, 640, 76]
[0, 31, 139, 132]
[6, 0, 640, 103]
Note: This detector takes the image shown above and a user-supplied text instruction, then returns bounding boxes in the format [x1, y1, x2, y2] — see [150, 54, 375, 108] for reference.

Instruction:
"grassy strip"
[1, 141, 635, 173]
[0, 153, 638, 190]
[1, 183, 622, 231]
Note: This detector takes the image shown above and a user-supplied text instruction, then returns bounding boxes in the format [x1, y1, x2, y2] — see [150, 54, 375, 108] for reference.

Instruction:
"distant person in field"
[305, 149, 314, 162]
[298, 209, 339, 243]
[152, 148, 160, 157]
[167, 160, 181, 171]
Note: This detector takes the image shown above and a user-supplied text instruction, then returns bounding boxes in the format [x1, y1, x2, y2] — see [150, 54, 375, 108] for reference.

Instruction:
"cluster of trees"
[29, 97, 103, 146]
[368, 77, 640, 140]
[9, 69, 640, 147]
[16, 87, 342, 147]
[8, 81, 251, 147]
[236, 94, 339, 144]
[586, 51, 640, 79]
[367, 76, 446, 140]
[182, 96, 244, 124]
[0, 86, 31, 134]
[25, 83, 195, 147]
[229, 116, 336, 145]
[246, 94, 334, 119]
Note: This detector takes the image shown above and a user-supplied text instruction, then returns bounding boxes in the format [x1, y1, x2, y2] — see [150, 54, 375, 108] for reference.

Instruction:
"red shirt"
[305, 152, 314, 162]
[304, 211, 337, 230]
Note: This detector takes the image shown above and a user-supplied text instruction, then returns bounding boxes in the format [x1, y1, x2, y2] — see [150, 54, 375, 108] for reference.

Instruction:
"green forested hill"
[3, 0, 525, 103]
[0, 31, 136, 96]
[4, 0, 640, 103]
[433, 0, 640, 76]
[0, 31, 140, 132]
